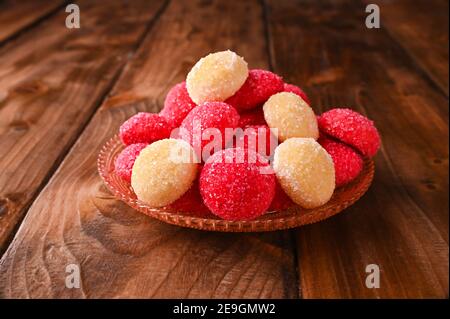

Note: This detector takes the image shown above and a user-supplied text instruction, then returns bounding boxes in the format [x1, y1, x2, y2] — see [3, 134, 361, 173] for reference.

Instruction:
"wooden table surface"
[0, 0, 448, 299]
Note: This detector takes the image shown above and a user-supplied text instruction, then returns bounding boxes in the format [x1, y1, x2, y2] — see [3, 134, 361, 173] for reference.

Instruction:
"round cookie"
[119, 112, 171, 145]
[186, 50, 248, 104]
[114, 143, 147, 183]
[200, 148, 275, 221]
[273, 138, 335, 209]
[179, 101, 239, 160]
[318, 108, 380, 157]
[225, 69, 283, 111]
[131, 139, 198, 207]
[319, 135, 363, 187]
[160, 81, 197, 127]
[263, 92, 318, 142]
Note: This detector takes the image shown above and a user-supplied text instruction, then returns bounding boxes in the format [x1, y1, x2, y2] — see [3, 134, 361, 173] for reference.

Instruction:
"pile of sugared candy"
[114, 50, 380, 221]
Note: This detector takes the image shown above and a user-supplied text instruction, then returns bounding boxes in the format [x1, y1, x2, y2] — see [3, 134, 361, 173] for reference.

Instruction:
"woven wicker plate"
[98, 135, 374, 232]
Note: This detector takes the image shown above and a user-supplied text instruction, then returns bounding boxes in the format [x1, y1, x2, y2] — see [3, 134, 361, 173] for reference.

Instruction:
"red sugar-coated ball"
[269, 180, 294, 211]
[319, 135, 363, 187]
[169, 179, 211, 217]
[238, 109, 266, 127]
[114, 143, 147, 183]
[283, 83, 310, 105]
[318, 108, 381, 157]
[179, 102, 240, 160]
[231, 125, 278, 158]
[160, 81, 197, 127]
[200, 148, 276, 221]
[119, 112, 172, 145]
[226, 69, 284, 111]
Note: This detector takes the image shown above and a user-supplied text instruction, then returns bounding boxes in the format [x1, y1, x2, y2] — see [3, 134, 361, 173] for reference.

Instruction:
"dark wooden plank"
[266, 0, 448, 298]
[378, 0, 449, 96]
[0, 0, 167, 253]
[0, 0, 64, 44]
[0, 0, 298, 298]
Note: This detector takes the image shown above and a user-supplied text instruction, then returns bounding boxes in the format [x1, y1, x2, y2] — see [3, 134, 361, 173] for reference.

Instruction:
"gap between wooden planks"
[0, 0, 65, 44]
[0, 0, 167, 254]
[0, 0, 298, 298]
[266, 0, 448, 298]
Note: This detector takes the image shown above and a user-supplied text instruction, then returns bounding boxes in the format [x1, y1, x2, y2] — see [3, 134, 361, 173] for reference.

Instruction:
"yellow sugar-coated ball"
[263, 92, 318, 141]
[186, 50, 248, 104]
[131, 139, 198, 207]
[273, 138, 335, 209]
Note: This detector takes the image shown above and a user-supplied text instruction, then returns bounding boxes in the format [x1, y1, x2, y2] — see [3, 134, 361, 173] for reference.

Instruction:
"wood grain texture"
[0, 0, 166, 253]
[266, 0, 448, 298]
[0, 0, 64, 44]
[378, 0, 449, 96]
[0, 0, 298, 298]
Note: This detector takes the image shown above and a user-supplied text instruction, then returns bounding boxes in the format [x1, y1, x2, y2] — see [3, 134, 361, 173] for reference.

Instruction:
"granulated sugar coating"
[131, 139, 198, 207]
[318, 108, 380, 157]
[119, 112, 171, 145]
[114, 143, 147, 183]
[169, 179, 211, 216]
[232, 125, 278, 158]
[319, 135, 363, 187]
[269, 180, 294, 211]
[179, 101, 240, 159]
[186, 50, 248, 104]
[200, 148, 276, 220]
[274, 138, 335, 209]
[160, 81, 197, 127]
[283, 83, 311, 105]
[225, 69, 283, 111]
[238, 109, 266, 127]
[263, 92, 319, 141]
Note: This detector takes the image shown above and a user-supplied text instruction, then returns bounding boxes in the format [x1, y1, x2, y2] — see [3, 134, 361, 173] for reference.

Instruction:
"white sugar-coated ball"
[131, 139, 198, 207]
[263, 92, 318, 141]
[273, 138, 335, 208]
[186, 50, 248, 104]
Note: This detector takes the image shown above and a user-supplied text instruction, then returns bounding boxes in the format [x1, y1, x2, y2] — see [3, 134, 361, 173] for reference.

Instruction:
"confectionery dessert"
[160, 81, 197, 127]
[179, 101, 239, 159]
[318, 108, 380, 157]
[199, 148, 275, 220]
[263, 92, 318, 141]
[186, 50, 248, 104]
[111, 50, 381, 220]
[269, 180, 294, 211]
[319, 135, 363, 187]
[114, 143, 147, 183]
[273, 138, 335, 209]
[168, 179, 211, 217]
[131, 139, 198, 207]
[120, 112, 171, 145]
[226, 69, 283, 111]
